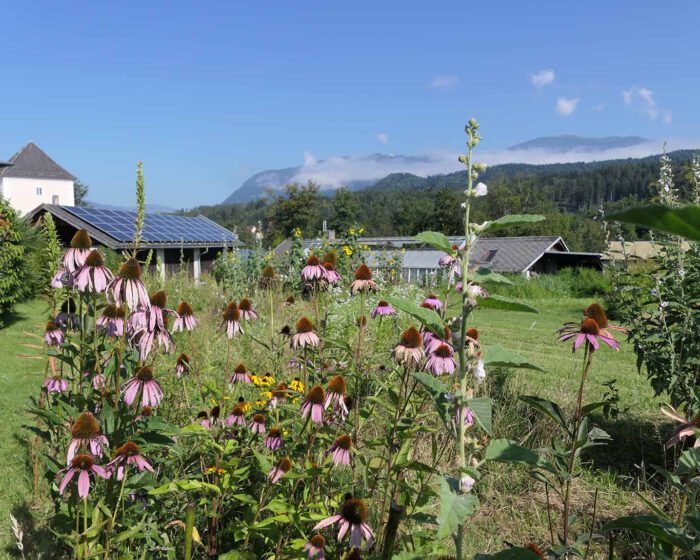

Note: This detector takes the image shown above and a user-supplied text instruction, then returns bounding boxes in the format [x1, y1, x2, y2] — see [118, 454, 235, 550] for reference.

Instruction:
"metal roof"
[25, 204, 239, 250]
[0, 142, 76, 180]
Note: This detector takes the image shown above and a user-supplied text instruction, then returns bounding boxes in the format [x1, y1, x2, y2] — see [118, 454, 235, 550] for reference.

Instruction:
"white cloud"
[376, 133, 389, 144]
[530, 69, 555, 87]
[592, 103, 605, 112]
[556, 97, 579, 116]
[622, 86, 672, 124]
[429, 75, 458, 90]
[303, 152, 317, 166]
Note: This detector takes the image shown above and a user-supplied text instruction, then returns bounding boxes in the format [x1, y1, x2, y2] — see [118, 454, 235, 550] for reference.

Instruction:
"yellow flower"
[362, 244, 369, 250]
[290, 378, 304, 392]
[358, 227, 365, 234]
[291, 397, 300, 405]
[258, 374, 275, 387]
[254, 400, 267, 407]
[401, 248, 406, 253]
[349, 227, 356, 235]
[250, 375, 262, 386]
[343, 245, 353, 257]
[260, 390, 273, 400]
[292, 227, 302, 238]
[238, 400, 252, 412]
[206, 467, 227, 475]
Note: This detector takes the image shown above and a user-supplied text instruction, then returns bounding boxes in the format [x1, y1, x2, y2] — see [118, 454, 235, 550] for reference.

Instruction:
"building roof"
[273, 235, 585, 273]
[0, 142, 76, 180]
[605, 240, 690, 261]
[25, 204, 239, 250]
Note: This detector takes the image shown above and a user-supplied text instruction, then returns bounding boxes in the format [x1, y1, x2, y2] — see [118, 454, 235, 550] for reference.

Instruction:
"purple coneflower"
[371, 300, 396, 318]
[265, 427, 284, 450]
[91, 373, 106, 391]
[146, 291, 174, 331]
[301, 385, 326, 424]
[62, 229, 92, 273]
[250, 413, 266, 434]
[325, 375, 348, 414]
[284, 295, 295, 306]
[350, 264, 377, 296]
[107, 258, 151, 310]
[328, 434, 352, 466]
[313, 496, 375, 550]
[122, 366, 164, 408]
[51, 267, 71, 289]
[97, 304, 125, 337]
[238, 298, 258, 320]
[230, 363, 252, 384]
[44, 376, 68, 394]
[291, 317, 320, 350]
[268, 456, 292, 483]
[226, 405, 247, 427]
[220, 302, 243, 338]
[455, 406, 475, 429]
[425, 343, 457, 376]
[557, 318, 620, 352]
[134, 317, 175, 361]
[660, 405, 700, 448]
[45, 320, 64, 347]
[302, 255, 327, 282]
[260, 265, 276, 289]
[175, 353, 191, 377]
[424, 326, 453, 355]
[74, 250, 114, 293]
[269, 383, 289, 409]
[55, 299, 79, 330]
[304, 534, 326, 559]
[58, 453, 109, 498]
[393, 327, 424, 368]
[422, 294, 443, 310]
[173, 300, 198, 332]
[323, 262, 341, 285]
[457, 282, 488, 298]
[583, 303, 627, 338]
[67, 412, 109, 463]
[107, 441, 154, 480]
[198, 406, 221, 428]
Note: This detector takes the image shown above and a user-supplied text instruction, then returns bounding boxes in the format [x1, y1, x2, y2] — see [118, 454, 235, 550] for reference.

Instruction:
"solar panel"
[65, 207, 237, 244]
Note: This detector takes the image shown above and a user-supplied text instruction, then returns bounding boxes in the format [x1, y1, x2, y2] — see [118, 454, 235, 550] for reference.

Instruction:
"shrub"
[0, 198, 25, 325]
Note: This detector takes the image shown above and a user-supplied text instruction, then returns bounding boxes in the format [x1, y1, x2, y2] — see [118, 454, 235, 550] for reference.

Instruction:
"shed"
[25, 204, 240, 279]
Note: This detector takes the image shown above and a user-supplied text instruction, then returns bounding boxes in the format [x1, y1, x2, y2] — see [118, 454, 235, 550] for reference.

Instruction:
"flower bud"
[468, 118, 479, 129]
[460, 475, 475, 492]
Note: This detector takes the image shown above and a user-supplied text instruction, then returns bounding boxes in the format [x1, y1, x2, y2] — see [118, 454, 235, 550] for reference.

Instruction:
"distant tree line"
[181, 150, 700, 252]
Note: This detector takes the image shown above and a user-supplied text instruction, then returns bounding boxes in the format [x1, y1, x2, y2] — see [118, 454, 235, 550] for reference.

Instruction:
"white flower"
[474, 182, 488, 197]
[460, 475, 475, 492]
[473, 360, 486, 383]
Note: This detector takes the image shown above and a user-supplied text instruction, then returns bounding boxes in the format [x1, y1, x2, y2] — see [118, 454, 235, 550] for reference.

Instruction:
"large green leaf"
[676, 447, 700, 475]
[485, 345, 543, 371]
[609, 204, 700, 242]
[467, 397, 492, 436]
[476, 295, 538, 313]
[414, 231, 454, 253]
[481, 214, 546, 233]
[470, 267, 513, 286]
[603, 515, 694, 550]
[436, 476, 479, 539]
[389, 297, 444, 335]
[485, 439, 544, 467]
[411, 371, 451, 421]
[519, 396, 568, 430]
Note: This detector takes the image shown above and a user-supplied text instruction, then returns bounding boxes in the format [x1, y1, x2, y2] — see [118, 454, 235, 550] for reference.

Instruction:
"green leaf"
[676, 447, 700, 475]
[414, 231, 454, 253]
[481, 214, 546, 233]
[411, 372, 451, 421]
[519, 396, 567, 430]
[485, 439, 544, 467]
[476, 295, 538, 313]
[470, 267, 513, 286]
[467, 397, 493, 436]
[603, 515, 694, 550]
[485, 345, 543, 371]
[436, 476, 479, 539]
[608, 204, 700, 241]
[388, 297, 444, 336]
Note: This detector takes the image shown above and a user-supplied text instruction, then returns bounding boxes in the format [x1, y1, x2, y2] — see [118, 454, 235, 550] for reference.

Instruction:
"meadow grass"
[0, 288, 669, 558]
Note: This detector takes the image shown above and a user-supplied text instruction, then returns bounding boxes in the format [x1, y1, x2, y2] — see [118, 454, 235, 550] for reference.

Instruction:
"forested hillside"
[181, 150, 699, 252]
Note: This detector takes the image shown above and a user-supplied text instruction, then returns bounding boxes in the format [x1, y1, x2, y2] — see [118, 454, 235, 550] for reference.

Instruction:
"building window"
[52, 195, 60, 205]
[36, 187, 43, 195]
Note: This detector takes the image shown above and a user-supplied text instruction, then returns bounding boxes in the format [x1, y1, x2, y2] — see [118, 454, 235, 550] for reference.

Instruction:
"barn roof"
[0, 142, 76, 180]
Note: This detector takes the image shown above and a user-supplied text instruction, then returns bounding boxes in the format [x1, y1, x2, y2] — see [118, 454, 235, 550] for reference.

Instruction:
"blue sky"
[3, 1, 698, 208]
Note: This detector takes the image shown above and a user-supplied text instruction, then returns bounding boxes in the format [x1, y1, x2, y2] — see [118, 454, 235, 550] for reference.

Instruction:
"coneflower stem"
[105, 473, 128, 559]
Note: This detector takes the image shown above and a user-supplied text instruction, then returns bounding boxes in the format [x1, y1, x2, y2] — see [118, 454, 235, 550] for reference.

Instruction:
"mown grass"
[0, 286, 670, 558]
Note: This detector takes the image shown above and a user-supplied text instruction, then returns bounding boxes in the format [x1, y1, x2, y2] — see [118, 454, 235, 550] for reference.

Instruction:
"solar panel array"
[65, 207, 237, 244]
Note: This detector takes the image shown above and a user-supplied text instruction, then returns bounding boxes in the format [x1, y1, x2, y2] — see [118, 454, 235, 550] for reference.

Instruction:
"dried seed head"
[71, 412, 101, 439]
[328, 375, 347, 395]
[354, 264, 372, 281]
[341, 497, 368, 524]
[306, 385, 325, 405]
[210, 406, 220, 419]
[70, 229, 92, 250]
[356, 315, 367, 328]
[323, 251, 337, 266]
[335, 434, 352, 450]
[306, 255, 321, 266]
[118, 258, 142, 280]
[239, 298, 253, 312]
[150, 290, 167, 309]
[295, 317, 314, 333]
[584, 303, 609, 329]
[279, 325, 291, 337]
[434, 344, 452, 358]
[84, 250, 104, 267]
[466, 327, 479, 341]
[177, 353, 190, 365]
[262, 265, 276, 278]
[71, 453, 95, 470]
[580, 318, 600, 335]
[116, 441, 140, 457]
[176, 301, 194, 316]
[136, 366, 154, 381]
[223, 302, 240, 322]
[399, 327, 422, 349]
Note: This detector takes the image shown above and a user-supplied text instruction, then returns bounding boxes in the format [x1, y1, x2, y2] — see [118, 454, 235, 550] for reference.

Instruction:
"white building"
[0, 142, 76, 215]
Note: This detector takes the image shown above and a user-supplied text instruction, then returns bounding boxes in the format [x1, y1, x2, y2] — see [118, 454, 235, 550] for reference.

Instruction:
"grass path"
[0, 299, 48, 557]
